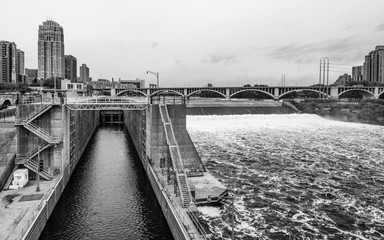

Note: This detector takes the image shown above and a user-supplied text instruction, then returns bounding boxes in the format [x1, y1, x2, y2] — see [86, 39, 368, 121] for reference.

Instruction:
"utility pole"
[36, 144, 40, 192]
[326, 57, 329, 98]
[319, 57, 329, 99]
[319, 58, 323, 99]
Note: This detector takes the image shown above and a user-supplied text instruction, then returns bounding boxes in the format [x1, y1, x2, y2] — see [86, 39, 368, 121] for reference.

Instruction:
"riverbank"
[290, 99, 384, 125]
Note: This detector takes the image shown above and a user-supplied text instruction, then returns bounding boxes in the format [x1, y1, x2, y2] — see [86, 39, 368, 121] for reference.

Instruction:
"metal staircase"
[23, 157, 53, 180]
[15, 104, 59, 180]
[24, 121, 61, 144]
[15, 104, 52, 125]
[159, 104, 192, 208]
[15, 141, 52, 164]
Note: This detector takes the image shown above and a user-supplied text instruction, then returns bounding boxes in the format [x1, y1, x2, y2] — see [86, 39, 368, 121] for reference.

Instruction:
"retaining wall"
[124, 105, 190, 240]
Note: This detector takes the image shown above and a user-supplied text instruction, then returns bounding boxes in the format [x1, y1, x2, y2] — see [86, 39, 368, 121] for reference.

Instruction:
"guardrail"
[0, 108, 16, 121]
[65, 96, 149, 105]
[151, 166, 206, 240]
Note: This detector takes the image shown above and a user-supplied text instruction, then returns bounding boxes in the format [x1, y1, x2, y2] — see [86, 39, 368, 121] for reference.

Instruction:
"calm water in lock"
[40, 124, 173, 240]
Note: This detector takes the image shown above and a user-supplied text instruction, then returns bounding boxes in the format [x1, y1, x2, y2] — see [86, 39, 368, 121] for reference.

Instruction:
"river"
[187, 114, 384, 240]
[39, 124, 173, 240]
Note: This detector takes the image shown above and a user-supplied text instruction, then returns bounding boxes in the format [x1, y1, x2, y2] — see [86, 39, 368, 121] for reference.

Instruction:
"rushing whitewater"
[187, 114, 384, 240]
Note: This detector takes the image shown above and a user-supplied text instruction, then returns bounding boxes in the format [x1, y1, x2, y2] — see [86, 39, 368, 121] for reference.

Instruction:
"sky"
[2, 0, 384, 87]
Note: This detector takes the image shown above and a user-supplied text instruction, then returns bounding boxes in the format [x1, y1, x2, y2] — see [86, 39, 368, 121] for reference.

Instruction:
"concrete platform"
[0, 178, 56, 240]
[189, 172, 227, 204]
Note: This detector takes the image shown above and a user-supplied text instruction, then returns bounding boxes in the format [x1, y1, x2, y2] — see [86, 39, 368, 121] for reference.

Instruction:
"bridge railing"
[65, 96, 149, 105]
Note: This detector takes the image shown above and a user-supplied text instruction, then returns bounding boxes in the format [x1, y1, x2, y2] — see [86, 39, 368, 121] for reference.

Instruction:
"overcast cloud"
[1, 0, 384, 87]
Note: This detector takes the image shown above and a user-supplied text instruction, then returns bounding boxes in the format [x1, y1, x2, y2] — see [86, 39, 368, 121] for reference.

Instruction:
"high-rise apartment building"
[16, 49, 24, 76]
[363, 46, 384, 83]
[65, 55, 77, 82]
[0, 41, 25, 83]
[38, 20, 65, 80]
[79, 64, 90, 83]
[352, 66, 363, 81]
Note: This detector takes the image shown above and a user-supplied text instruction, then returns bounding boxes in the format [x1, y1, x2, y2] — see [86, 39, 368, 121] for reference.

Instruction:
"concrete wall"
[16, 105, 99, 177]
[124, 105, 191, 240]
[16, 104, 99, 240]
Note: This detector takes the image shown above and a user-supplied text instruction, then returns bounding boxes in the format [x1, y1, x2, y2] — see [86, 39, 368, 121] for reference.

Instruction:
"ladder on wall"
[159, 104, 192, 208]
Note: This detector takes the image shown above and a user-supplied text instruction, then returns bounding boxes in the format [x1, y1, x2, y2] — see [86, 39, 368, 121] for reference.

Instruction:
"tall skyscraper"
[0, 40, 24, 83]
[65, 55, 77, 82]
[38, 20, 65, 80]
[79, 64, 90, 83]
[363, 46, 384, 83]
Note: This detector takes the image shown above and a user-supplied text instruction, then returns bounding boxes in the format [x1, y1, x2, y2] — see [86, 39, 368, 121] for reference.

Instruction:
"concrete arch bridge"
[0, 94, 18, 107]
[113, 86, 384, 100]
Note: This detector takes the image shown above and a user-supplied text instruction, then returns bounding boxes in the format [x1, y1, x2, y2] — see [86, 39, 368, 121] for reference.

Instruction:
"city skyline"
[2, 0, 384, 87]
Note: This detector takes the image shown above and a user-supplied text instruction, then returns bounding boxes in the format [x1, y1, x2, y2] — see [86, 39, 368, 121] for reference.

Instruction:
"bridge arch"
[230, 89, 275, 99]
[0, 98, 13, 106]
[187, 89, 226, 98]
[150, 89, 184, 97]
[378, 92, 384, 99]
[338, 89, 375, 99]
[116, 89, 148, 97]
[279, 89, 329, 99]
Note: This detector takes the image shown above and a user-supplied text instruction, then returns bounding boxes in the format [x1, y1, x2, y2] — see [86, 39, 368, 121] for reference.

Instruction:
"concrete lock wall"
[123, 105, 190, 240]
[16, 105, 64, 176]
[16, 105, 99, 177]
[16, 104, 99, 240]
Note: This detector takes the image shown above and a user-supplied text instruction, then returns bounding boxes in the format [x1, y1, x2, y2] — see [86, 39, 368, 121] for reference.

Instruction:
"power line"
[328, 63, 354, 67]
[328, 66, 352, 70]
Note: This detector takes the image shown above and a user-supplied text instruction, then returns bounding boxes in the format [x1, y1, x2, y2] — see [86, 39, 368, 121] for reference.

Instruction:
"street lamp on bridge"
[146, 70, 159, 88]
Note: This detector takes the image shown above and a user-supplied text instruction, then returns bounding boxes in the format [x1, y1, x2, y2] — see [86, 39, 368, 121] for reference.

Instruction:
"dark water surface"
[40, 124, 173, 240]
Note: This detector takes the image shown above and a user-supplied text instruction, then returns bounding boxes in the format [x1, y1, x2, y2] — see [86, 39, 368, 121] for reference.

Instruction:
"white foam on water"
[186, 114, 384, 239]
[198, 206, 221, 218]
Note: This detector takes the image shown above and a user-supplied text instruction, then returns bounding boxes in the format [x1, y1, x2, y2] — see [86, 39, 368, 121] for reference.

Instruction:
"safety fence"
[0, 108, 16, 121]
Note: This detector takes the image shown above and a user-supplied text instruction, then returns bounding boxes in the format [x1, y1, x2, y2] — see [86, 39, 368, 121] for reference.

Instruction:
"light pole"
[146, 70, 159, 88]
[36, 138, 40, 192]
[319, 57, 329, 99]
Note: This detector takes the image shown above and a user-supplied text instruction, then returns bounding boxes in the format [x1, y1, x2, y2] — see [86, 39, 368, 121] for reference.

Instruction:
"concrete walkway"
[0, 178, 56, 240]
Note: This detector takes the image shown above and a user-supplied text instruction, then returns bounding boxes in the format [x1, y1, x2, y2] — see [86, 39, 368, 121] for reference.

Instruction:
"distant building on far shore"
[25, 68, 39, 85]
[79, 64, 89, 83]
[362, 46, 384, 83]
[333, 73, 352, 86]
[0, 41, 25, 83]
[65, 55, 77, 82]
[116, 78, 145, 89]
[352, 66, 363, 81]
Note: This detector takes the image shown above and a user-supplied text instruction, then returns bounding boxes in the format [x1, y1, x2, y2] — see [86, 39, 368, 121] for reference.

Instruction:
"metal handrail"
[16, 142, 51, 160]
[159, 103, 193, 208]
[24, 159, 53, 179]
[188, 201, 209, 239]
[65, 96, 149, 105]
[24, 122, 61, 143]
